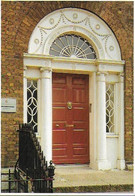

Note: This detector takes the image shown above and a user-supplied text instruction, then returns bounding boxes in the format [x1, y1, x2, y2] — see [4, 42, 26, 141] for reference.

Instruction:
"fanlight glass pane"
[27, 80, 38, 132]
[50, 34, 97, 59]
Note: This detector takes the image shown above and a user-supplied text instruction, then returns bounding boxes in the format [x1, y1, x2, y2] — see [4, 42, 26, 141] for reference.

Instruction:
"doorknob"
[56, 124, 59, 127]
[67, 101, 72, 110]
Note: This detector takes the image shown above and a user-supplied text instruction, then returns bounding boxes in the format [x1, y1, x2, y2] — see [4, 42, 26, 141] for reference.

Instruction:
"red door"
[52, 73, 89, 164]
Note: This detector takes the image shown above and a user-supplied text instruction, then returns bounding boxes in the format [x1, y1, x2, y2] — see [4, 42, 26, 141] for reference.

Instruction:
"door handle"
[65, 124, 75, 127]
[56, 124, 60, 127]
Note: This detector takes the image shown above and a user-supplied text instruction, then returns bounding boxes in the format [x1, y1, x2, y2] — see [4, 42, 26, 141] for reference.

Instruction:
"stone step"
[53, 165, 134, 193]
[54, 184, 133, 193]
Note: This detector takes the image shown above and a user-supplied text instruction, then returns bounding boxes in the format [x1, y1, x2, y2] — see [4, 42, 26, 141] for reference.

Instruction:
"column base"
[91, 160, 111, 170]
[117, 159, 125, 170]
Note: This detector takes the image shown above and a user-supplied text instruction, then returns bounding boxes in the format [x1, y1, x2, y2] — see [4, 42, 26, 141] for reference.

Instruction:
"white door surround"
[23, 8, 125, 170]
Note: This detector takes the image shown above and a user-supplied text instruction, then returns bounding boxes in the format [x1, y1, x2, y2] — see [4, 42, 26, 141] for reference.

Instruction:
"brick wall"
[1, 1, 133, 167]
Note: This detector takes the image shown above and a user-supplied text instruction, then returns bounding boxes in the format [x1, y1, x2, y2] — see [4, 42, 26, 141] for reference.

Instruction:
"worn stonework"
[1, 1, 133, 167]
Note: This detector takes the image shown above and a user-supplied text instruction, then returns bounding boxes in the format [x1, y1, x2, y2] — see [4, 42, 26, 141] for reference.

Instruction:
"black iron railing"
[14, 123, 55, 193]
[1, 169, 16, 193]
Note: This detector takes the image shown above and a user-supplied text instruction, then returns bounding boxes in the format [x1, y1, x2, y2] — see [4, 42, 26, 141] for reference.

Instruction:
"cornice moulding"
[24, 53, 125, 67]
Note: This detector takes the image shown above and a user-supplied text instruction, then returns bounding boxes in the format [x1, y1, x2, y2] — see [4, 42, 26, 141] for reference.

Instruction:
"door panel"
[53, 129, 67, 144]
[73, 129, 86, 143]
[53, 148, 67, 157]
[73, 107, 86, 121]
[73, 148, 87, 155]
[72, 78, 86, 85]
[53, 88, 66, 103]
[53, 107, 66, 121]
[52, 73, 89, 164]
[73, 89, 86, 103]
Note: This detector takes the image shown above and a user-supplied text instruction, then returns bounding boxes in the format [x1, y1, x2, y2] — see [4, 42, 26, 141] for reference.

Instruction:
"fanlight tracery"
[50, 34, 97, 59]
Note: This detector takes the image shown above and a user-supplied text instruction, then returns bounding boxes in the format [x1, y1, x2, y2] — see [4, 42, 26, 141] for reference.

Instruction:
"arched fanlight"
[49, 34, 97, 59]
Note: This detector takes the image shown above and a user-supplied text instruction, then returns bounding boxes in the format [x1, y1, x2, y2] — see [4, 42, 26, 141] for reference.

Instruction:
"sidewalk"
[53, 164, 134, 193]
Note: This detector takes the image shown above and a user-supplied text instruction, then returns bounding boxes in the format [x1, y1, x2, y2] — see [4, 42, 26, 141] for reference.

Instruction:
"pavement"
[53, 164, 134, 193]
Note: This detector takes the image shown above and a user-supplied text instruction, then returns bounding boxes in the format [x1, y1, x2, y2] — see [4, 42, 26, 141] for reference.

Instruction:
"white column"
[40, 67, 52, 163]
[96, 72, 111, 170]
[89, 72, 97, 169]
[117, 74, 125, 169]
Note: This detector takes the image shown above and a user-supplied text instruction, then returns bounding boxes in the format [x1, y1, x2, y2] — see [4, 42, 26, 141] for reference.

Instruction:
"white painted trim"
[24, 53, 125, 65]
[106, 134, 119, 138]
[89, 72, 97, 169]
[116, 75, 125, 170]
[23, 54, 124, 75]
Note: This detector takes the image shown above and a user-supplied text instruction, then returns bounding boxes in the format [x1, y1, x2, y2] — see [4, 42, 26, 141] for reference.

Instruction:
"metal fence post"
[8, 169, 11, 193]
[26, 168, 28, 193]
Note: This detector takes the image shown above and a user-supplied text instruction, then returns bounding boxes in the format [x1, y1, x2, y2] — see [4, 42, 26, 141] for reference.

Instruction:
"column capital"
[40, 66, 52, 72]
[118, 72, 124, 83]
[96, 71, 108, 76]
[24, 65, 27, 70]
[96, 71, 106, 82]
[40, 67, 52, 79]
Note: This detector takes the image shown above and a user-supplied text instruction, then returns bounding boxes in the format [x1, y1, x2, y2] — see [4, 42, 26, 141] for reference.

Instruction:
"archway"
[23, 8, 125, 170]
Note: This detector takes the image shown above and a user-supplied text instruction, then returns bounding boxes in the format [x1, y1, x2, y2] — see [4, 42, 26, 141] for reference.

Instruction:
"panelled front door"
[52, 73, 89, 164]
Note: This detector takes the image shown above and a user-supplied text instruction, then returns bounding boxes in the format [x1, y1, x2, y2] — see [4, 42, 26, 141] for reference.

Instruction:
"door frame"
[23, 54, 125, 170]
[24, 7, 125, 170]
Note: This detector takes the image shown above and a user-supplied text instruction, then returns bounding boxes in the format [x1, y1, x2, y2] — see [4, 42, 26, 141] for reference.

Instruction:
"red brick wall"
[1, 1, 133, 167]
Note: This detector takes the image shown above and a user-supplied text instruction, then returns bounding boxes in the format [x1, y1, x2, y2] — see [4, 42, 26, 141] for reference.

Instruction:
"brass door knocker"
[67, 101, 72, 110]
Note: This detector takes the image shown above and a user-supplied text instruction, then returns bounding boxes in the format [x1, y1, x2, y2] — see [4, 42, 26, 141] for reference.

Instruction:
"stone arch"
[28, 8, 121, 60]
[43, 26, 102, 59]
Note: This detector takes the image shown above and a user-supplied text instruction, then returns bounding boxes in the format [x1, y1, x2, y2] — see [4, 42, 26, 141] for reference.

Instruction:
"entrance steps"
[53, 164, 133, 193]
[1, 165, 133, 193]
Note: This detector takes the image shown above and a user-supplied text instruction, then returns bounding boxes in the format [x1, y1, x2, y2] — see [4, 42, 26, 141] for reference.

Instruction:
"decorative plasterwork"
[23, 54, 124, 75]
[28, 8, 121, 60]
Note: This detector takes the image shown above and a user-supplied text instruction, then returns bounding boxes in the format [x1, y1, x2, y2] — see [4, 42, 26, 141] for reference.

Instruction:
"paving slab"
[53, 164, 134, 193]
